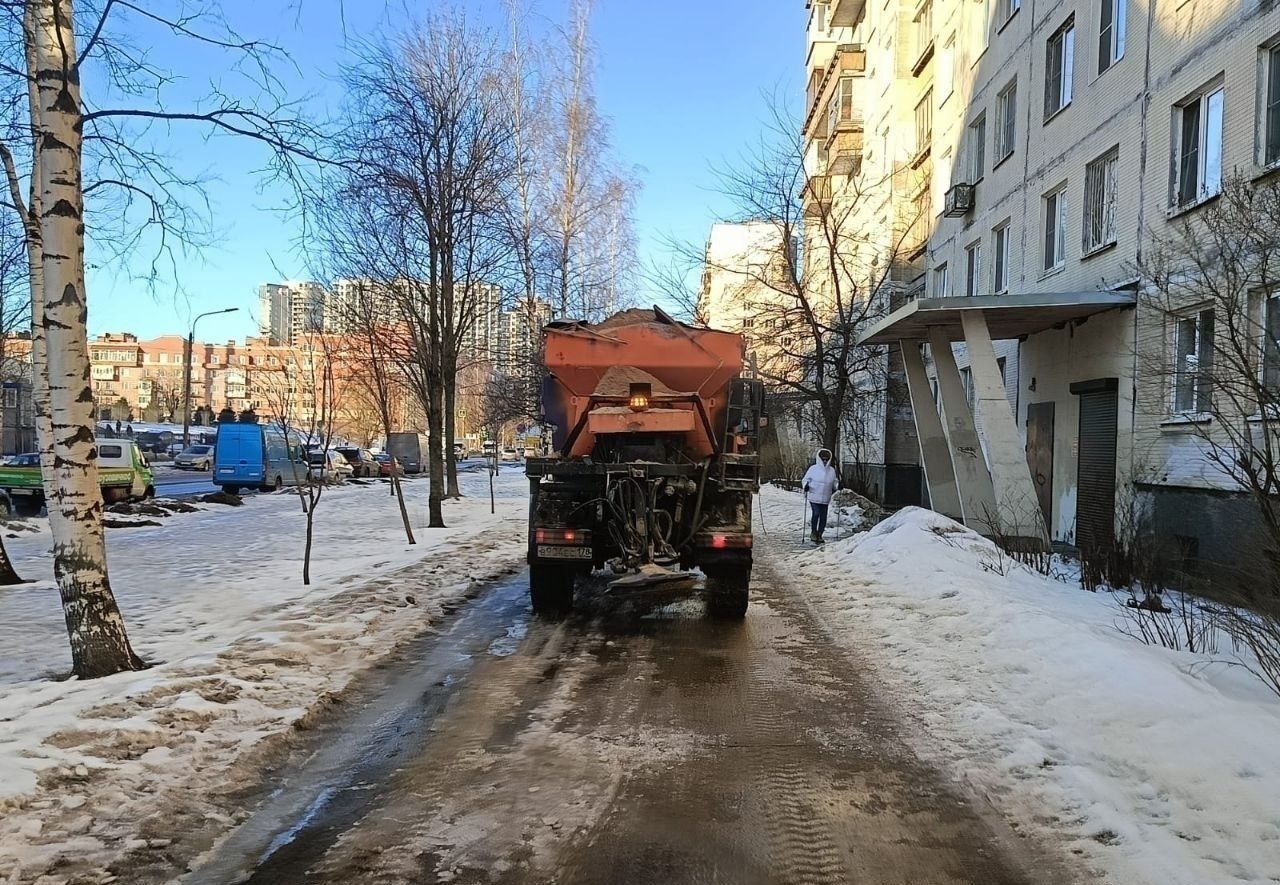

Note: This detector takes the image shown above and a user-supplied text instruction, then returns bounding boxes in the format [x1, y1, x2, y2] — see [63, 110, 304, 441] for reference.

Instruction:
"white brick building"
[807, 0, 1280, 566]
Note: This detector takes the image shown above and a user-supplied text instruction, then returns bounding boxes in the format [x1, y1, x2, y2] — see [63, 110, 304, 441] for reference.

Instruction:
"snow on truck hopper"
[525, 306, 765, 617]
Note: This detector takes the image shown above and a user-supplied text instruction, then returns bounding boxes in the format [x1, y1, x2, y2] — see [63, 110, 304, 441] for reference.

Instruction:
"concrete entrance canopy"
[858, 291, 1136, 345]
[858, 291, 1133, 547]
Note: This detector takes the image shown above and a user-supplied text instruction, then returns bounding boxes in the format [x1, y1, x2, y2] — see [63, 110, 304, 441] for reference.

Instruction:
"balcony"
[802, 44, 866, 143]
[830, 0, 866, 27]
[803, 175, 833, 218]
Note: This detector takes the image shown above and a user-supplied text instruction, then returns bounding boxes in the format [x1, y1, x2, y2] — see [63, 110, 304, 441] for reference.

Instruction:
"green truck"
[0, 440, 155, 517]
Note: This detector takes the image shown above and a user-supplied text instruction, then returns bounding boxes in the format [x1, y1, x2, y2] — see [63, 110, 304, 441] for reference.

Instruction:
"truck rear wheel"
[704, 565, 750, 619]
[529, 564, 574, 618]
[13, 496, 41, 518]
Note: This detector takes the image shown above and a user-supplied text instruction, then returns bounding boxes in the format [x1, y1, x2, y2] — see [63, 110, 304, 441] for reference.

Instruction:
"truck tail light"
[699, 532, 753, 549]
[535, 528, 592, 545]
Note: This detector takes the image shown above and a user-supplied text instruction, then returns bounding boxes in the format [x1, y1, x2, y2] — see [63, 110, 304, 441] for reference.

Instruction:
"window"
[1262, 45, 1280, 166]
[965, 241, 983, 296]
[1043, 185, 1068, 271]
[2, 387, 16, 409]
[972, 0, 991, 51]
[915, 90, 933, 156]
[961, 367, 974, 409]
[997, 0, 1020, 25]
[813, 1, 828, 32]
[995, 80, 1017, 162]
[1264, 293, 1280, 392]
[827, 75, 857, 135]
[914, 1, 934, 64]
[1083, 147, 1119, 253]
[1098, 0, 1127, 74]
[1172, 309, 1214, 413]
[993, 222, 1012, 294]
[1174, 84, 1224, 207]
[967, 113, 987, 181]
[940, 34, 956, 99]
[934, 263, 950, 297]
[1045, 19, 1075, 119]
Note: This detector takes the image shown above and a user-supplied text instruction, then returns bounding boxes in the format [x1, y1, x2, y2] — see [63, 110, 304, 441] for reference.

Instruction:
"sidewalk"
[756, 484, 1280, 885]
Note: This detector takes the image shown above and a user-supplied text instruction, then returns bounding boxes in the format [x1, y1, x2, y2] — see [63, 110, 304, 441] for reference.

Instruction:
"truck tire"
[224, 485, 240, 496]
[529, 564, 574, 618]
[13, 496, 41, 519]
[704, 565, 750, 619]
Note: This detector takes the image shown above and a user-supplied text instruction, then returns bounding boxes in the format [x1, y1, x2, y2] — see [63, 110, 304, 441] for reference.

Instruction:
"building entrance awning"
[857, 291, 1137, 345]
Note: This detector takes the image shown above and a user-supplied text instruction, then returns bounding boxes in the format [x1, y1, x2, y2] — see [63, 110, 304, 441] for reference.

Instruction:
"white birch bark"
[30, 0, 145, 677]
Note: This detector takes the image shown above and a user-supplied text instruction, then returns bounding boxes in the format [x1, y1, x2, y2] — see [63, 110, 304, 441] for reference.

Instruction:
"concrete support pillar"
[927, 326, 998, 531]
[960, 312, 1050, 546]
[898, 338, 963, 522]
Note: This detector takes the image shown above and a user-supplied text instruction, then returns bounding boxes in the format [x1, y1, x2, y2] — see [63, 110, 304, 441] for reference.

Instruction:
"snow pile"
[0, 471, 529, 883]
[760, 488, 1280, 885]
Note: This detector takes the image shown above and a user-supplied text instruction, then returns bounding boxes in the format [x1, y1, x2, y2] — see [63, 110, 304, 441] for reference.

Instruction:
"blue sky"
[84, 0, 802, 342]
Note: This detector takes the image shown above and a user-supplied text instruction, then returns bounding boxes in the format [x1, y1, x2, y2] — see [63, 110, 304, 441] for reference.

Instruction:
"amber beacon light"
[628, 382, 652, 412]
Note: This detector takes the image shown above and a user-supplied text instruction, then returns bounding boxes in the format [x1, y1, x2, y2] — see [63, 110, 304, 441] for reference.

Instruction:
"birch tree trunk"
[31, 0, 145, 677]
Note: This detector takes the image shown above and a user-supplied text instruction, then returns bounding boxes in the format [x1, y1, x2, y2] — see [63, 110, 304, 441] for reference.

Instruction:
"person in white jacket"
[801, 448, 839, 544]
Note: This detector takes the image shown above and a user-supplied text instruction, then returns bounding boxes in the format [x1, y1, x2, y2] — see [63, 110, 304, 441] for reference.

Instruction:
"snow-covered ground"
[0, 469, 529, 883]
[760, 485, 1280, 884]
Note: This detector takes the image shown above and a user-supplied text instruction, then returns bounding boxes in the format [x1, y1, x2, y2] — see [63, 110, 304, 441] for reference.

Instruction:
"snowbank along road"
[181, 565, 1073, 885]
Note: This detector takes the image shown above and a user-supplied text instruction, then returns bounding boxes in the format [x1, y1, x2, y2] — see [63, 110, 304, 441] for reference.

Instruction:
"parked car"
[500, 447, 520, 462]
[374, 452, 403, 477]
[308, 448, 353, 483]
[335, 446, 380, 478]
[173, 444, 214, 471]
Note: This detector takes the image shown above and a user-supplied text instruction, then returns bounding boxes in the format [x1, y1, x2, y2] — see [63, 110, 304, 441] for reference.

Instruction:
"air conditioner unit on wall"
[944, 183, 975, 217]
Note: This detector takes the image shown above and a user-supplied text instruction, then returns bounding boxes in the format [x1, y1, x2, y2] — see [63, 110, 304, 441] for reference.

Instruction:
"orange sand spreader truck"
[524, 306, 766, 618]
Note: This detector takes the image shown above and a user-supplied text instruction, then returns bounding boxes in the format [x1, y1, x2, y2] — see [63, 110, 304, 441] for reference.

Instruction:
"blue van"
[213, 423, 308, 494]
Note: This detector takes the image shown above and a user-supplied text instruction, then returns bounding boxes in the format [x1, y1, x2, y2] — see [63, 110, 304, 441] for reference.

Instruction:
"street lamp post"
[183, 307, 239, 448]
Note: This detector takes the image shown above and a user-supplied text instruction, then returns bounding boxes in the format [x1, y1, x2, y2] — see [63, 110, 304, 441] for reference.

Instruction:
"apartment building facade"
[808, 0, 1280, 566]
[258, 281, 326, 345]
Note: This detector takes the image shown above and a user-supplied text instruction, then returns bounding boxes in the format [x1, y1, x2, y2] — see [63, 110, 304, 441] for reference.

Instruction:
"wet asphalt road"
[187, 566, 1072, 885]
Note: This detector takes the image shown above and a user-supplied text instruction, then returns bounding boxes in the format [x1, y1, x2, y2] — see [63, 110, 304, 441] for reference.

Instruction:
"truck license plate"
[537, 545, 591, 560]
[10, 489, 33, 495]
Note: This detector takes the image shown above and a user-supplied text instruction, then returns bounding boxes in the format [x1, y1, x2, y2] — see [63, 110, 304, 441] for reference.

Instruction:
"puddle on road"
[487, 621, 529, 657]
[183, 571, 534, 885]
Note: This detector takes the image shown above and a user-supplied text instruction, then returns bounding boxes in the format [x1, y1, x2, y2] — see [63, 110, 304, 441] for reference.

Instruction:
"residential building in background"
[697, 221, 792, 371]
[803, 0, 1280, 569]
[258, 280, 326, 344]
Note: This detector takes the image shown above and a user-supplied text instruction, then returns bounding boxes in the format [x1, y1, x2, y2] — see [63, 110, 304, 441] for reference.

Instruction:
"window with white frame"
[1172, 308, 1214, 413]
[940, 34, 956, 100]
[972, 0, 991, 51]
[1098, 0, 1126, 74]
[813, 1, 829, 32]
[965, 241, 983, 296]
[997, 0, 1020, 26]
[934, 262, 950, 297]
[1173, 83, 1224, 207]
[1083, 146, 1119, 253]
[914, 0, 934, 64]
[993, 221, 1012, 294]
[1043, 185, 1068, 271]
[827, 76, 857, 136]
[1045, 18, 1075, 119]
[967, 113, 986, 181]
[1261, 43, 1280, 167]
[1263, 291, 1280, 393]
[995, 80, 1017, 162]
[916, 90, 933, 157]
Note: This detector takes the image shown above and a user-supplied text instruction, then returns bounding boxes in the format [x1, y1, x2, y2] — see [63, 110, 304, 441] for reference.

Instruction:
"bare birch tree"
[0, 0, 324, 677]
